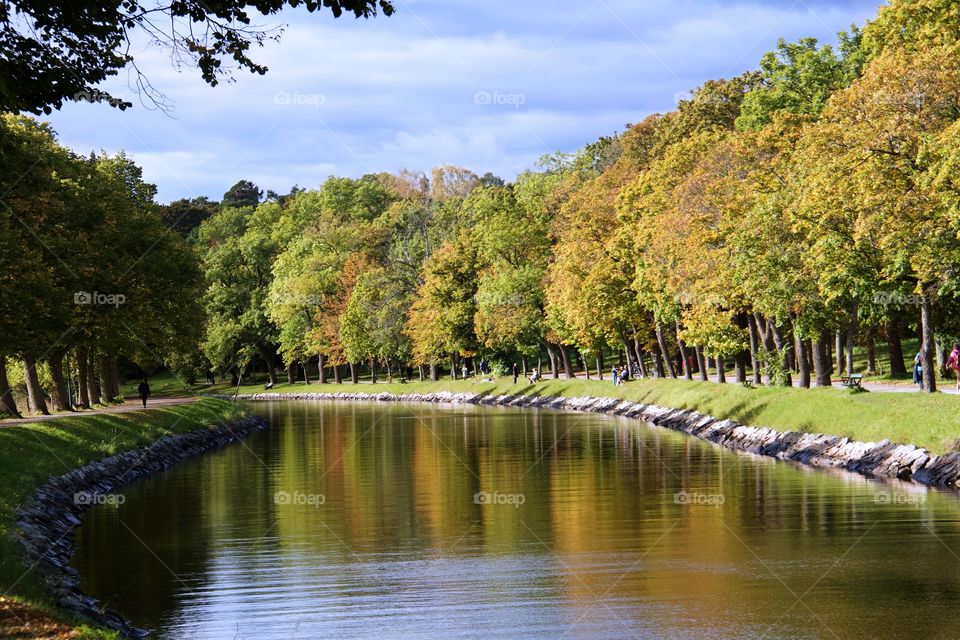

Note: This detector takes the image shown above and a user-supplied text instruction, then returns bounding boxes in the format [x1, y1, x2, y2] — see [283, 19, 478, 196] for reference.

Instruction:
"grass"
[212, 375, 960, 454]
[0, 398, 247, 638]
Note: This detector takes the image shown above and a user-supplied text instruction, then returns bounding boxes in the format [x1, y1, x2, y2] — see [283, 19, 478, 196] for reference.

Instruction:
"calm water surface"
[73, 401, 960, 639]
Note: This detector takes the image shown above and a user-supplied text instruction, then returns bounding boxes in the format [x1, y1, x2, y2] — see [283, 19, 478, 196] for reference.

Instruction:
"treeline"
[4, 0, 960, 417]
[191, 0, 960, 393]
[0, 117, 203, 417]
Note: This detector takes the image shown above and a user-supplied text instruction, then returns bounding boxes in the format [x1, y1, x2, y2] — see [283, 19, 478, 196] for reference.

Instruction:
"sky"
[44, 0, 881, 203]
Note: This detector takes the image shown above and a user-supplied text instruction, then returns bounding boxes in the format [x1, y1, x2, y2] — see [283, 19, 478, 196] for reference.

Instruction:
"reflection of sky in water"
[73, 401, 960, 640]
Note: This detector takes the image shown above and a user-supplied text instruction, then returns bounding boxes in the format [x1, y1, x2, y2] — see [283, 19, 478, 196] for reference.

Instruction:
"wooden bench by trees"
[839, 373, 863, 389]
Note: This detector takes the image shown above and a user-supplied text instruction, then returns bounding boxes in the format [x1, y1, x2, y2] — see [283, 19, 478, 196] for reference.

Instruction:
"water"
[73, 401, 960, 639]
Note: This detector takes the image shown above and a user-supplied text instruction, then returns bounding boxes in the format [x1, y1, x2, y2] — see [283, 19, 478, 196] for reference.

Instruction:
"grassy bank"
[219, 376, 960, 454]
[0, 398, 247, 639]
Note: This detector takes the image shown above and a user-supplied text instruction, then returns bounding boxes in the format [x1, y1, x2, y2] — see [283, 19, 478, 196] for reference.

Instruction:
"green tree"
[0, 0, 395, 114]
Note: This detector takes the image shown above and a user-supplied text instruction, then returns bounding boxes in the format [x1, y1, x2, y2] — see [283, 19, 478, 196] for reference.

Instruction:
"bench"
[839, 373, 863, 389]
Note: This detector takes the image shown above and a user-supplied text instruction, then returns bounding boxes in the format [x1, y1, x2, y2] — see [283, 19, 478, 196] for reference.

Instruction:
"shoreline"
[14, 414, 268, 638]
[230, 390, 957, 487]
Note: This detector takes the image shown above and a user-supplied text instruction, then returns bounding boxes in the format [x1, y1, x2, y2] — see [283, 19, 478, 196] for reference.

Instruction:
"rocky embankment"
[233, 390, 956, 486]
[16, 415, 268, 638]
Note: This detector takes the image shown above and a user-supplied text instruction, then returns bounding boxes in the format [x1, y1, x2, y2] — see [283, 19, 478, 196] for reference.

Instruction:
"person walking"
[611, 365, 619, 386]
[137, 378, 151, 408]
[512, 362, 519, 384]
[462, 362, 469, 380]
[948, 343, 960, 390]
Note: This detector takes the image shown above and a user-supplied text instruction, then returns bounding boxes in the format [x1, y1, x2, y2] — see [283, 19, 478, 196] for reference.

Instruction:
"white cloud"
[43, 0, 880, 202]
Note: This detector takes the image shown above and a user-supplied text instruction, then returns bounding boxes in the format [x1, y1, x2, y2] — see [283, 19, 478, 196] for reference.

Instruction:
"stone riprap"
[231, 391, 954, 487]
[15, 415, 268, 639]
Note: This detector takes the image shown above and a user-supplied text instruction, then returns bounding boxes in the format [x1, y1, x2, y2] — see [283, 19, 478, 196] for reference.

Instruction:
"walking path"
[1, 395, 198, 426]
[556, 369, 960, 394]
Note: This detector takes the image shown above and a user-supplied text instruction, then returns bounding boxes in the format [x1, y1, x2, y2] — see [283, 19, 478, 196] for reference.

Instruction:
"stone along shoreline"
[232, 391, 957, 487]
[15, 415, 269, 638]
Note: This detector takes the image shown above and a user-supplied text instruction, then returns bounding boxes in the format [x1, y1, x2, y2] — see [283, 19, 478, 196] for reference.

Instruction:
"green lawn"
[214, 375, 960, 454]
[0, 398, 247, 638]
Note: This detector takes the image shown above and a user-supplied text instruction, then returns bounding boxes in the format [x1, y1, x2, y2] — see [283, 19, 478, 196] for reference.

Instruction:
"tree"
[198, 201, 282, 382]
[803, 43, 960, 391]
[340, 266, 411, 380]
[736, 35, 862, 130]
[406, 237, 479, 374]
[221, 179, 263, 209]
[0, 0, 395, 114]
[159, 196, 219, 237]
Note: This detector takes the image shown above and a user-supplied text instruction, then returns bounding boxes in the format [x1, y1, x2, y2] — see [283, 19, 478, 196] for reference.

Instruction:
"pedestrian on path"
[513, 362, 518, 384]
[948, 343, 960, 390]
[611, 366, 619, 386]
[137, 378, 151, 408]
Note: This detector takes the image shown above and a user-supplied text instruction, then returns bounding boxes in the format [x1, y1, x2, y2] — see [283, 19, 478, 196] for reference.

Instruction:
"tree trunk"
[318, 354, 327, 384]
[97, 357, 113, 404]
[631, 338, 648, 378]
[794, 331, 810, 389]
[370, 358, 378, 384]
[866, 329, 877, 375]
[559, 346, 574, 379]
[813, 334, 832, 387]
[885, 317, 907, 375]
[596, 353, 604, 380]
[451, 354, 457, 380]
[110, 359, 122, 400]
[651, 339, 666, 378]
[350, 362, 359, 384]
[655, 324, 677, 378]
[695, 346, 708, 381]
[835, 330, 844, 377]
[734, 353, 747, 383]
[0, 357, 21, 417]
[747, 315, 761, 385]
[622, 339, 640, 378]
[846, 300, 858, 375]
[23, 356, 49, 415]
[286, 363, 295, 384]
[920, 293, 937, 393]
[260, 345, 277, 385]
[386, 360, 393, 383]
[716, 355, 726, 384]
[334, 362, 342, 384]
[86, 351, 100, 406]
[76, 348, 90, 409]
[46, 351, 72, 411]
[768, 320, 792, 387]
[675, 322, 692, 380]
[429, 362, 438, 381]
[545, 342, 560, 379]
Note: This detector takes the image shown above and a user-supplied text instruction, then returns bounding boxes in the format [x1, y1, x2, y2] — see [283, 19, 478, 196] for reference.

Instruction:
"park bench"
[839, 373, 863, 389]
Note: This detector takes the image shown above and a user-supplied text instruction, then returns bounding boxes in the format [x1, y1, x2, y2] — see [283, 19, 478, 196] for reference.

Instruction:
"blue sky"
[44, 0, 881, 203]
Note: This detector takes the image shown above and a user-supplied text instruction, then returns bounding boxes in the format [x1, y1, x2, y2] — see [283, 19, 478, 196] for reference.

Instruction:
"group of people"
[611, 365, 631, 386]
[913, 343, 960, 390]
[463, 358, 491, 380]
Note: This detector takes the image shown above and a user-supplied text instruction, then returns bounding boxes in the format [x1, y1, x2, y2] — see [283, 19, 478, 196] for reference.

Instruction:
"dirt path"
[1, 395, 199, 426]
